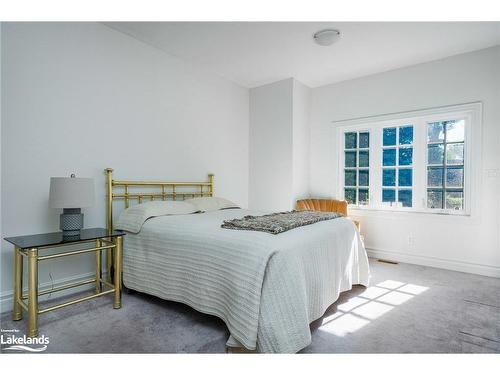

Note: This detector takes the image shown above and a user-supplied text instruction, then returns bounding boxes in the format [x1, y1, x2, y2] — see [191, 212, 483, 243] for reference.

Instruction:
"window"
[382, 126, 413, 207]
[426, 120, 465, 210]
[337, 103, 479, 215]
[344, 131, 370, 205]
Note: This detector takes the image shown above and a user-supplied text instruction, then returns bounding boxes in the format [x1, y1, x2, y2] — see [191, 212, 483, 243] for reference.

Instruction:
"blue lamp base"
[60, 208, 83, 237]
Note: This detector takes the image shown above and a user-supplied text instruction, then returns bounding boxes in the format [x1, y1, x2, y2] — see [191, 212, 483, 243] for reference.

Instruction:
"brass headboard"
[105, 168, 214, 233]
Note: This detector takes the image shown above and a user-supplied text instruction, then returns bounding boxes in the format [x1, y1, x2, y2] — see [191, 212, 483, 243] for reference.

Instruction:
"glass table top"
[4, 228, 125, 249]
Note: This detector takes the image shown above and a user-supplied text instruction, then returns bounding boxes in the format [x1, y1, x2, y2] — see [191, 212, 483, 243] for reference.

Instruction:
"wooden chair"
[296, 198, 348, 216]
[296, 198, 360, 233]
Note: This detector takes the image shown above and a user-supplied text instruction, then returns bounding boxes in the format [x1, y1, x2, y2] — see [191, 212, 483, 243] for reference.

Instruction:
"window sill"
[349, 205, 471, 218]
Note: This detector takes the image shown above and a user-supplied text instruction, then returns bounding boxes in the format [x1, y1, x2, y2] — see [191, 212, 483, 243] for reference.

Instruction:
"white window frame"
[335, 102, 481, 216]
[380, 125, 414, 208]
[343, 129, 371, 206]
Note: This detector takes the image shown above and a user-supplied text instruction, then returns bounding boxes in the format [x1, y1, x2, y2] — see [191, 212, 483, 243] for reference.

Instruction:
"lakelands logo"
[1, 329, 49, 352]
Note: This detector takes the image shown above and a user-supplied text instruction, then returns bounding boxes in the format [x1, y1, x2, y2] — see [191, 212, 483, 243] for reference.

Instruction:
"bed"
[104, 168, 370, 353]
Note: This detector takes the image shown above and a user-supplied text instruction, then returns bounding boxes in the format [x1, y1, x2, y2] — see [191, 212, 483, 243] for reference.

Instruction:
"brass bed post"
[105, 168, 113, 233]
[105, 168, 114, 283]
[209, 174, 214, 197]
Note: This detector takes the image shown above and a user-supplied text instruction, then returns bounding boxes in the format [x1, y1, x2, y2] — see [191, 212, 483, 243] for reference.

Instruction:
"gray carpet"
[1, 259, 499, 353]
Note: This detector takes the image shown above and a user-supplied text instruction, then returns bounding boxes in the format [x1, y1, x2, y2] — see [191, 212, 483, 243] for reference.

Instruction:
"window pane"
[399, 126, 413, 145]
[446, 143, 464, 165]
[445, 120, 465, 142]
[427, 167, 444, 187]
[399, 147, 413, 166]
[345, 132, 357, 149]
[345, 151, 357, 167]
[345, 170, 356, 186]
[345, 188, 356, 204]
[359, 132, 370, 148]
[359, 170, 369, 187]
[359, 151, 369, 167]
[427, 190, 443, 209]
[445, 191, 464, 210]
[383, 128, 397, 146]
[382, 189, 395, 202]
[383, 169, 396, 186]
[446, 166, 464, 188]
[383, 149, 396, 166]
[398, 190, 412, 207]
[398, 168, 412, 187]
[428, 144, 444, 164]
[428, 122, 444, 143]
[358, 189, 369, 205]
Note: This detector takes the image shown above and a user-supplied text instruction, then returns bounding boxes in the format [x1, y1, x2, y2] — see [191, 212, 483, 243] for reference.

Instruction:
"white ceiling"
[104, 22, 500, 88]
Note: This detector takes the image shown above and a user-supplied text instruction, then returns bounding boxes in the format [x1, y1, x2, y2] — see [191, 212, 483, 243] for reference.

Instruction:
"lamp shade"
[49, 177, 95, 209]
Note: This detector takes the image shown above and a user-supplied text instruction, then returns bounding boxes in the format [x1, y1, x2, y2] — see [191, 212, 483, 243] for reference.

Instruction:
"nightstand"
[4, 228, 125, 337]
[351, 219, 364, 244]
[352, 219, 361, 232]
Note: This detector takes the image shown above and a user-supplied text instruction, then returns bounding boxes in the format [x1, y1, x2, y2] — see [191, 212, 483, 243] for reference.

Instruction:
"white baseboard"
[0, 272, 97, 314]
[366, 247, 500, 278]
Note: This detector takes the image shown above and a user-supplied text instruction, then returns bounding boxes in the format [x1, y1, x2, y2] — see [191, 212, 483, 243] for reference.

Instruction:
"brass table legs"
[11, 235, 123, 337]
[27, 248, 39, 337]
[12, 247, 23, 321]
[12, 247, 39, 337]
[95, 239, 102, 293]
[106, 245, 113, 284]
[113, 236, 122, 309]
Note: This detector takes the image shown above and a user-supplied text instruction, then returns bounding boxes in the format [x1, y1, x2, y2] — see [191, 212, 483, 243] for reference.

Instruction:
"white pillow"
[115, 201, 199, 233]
[184, 197, 239, 212]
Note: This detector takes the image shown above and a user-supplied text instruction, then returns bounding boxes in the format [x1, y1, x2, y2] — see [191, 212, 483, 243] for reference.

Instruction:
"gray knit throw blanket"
[221, 210, 342, 235]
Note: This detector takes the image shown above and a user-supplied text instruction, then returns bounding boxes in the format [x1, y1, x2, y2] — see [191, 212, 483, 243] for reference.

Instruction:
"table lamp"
[49, 174, 95, 237]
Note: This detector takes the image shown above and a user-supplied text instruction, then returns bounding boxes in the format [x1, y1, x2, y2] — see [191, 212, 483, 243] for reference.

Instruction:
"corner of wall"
[248, 78, 294, 211]
[291, 79, 312, 205]
[248, 77, 313, 211]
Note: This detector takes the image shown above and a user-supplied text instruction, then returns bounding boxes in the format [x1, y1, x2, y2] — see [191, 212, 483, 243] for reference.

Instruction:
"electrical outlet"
[486, 169, 500, 178]
[408, 234, 415, 249]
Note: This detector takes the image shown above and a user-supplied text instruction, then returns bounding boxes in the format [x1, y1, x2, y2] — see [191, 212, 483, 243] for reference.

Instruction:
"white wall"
[249, 78, 294, 211]
[292, 79, 311, 204]
[310, 46, 500, 277]
[0, 22, 249, 311]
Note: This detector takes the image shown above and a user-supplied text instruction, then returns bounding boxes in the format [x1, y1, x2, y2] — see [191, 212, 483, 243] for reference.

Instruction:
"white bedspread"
[121, 209, 370, 353]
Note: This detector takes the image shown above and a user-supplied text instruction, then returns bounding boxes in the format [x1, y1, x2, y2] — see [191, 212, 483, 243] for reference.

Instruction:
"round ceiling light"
[313, 29, 341, 46]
